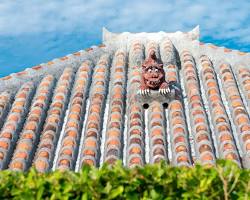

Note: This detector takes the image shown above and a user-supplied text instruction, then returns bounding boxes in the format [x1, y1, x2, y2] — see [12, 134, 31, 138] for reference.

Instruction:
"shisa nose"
[152, 73, 158, 78]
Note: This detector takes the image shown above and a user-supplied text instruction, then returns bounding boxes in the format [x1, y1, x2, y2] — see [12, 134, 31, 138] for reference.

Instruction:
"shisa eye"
[148, 69, 152, 72]
[155, 68, 158, 72]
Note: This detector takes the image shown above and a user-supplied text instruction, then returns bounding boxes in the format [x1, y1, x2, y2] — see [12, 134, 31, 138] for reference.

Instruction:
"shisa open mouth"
[146, 79, 161, 87]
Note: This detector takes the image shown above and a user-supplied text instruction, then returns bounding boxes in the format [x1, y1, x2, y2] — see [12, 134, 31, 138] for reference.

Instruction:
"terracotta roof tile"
[0, 91, 13, 130]
[181, 51, 216, 166]
[55, 61, 93, 170]
[126, 41, 145, 168]
[9, 75, 55, 171]
[78, 55, 111, 168]
[0, 30, 250, 171]
[33, 68, 74, 172]
[200, 56, 240, 166]
[218, 63, 250, 168]
[0, 82, 34, 169]
[103, 50, 126, 165]
[145, 41, 168, 164]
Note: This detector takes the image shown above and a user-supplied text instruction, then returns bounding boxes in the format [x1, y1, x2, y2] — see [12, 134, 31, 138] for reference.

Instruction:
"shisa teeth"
[148, 80, 160, 85]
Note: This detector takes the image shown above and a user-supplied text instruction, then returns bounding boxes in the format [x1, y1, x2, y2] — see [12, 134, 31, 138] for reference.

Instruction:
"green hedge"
[0, 160, 249, 199]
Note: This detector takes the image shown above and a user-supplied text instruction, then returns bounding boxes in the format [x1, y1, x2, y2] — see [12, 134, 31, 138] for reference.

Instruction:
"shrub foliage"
[0, 160, 249, 199]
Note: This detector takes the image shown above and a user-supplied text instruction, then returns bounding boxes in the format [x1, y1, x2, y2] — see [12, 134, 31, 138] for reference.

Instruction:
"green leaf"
[81, 193, 88, 200]
[36, 185, 44, 200]
[109, 186, 124, 199]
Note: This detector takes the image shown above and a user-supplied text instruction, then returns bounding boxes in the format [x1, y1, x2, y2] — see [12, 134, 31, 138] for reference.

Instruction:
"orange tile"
[67, 121, 78, 129]
[107, 139, 120, 146]
[85, 139, 97, 148]
[242, 134, 250, 142]
[111, 106, 122, 113]
[223, 143, 234, 151]
[22, 132, 34, 139]
[195, 124, 208, 132]
[0, 141, 8, 149]
[177, 156, 189, 163]
[61, 148, 73, 156]
[60, 56, 68, 61]
[231, 101, 242, 108]
[108, 121, 121, 129]
[17, 142, 31, 151]
[86, 48, 93, 52]
[38, 151, 50, 158]
[35, 160, 48, 170]
[1, 76, 12, 81]
[32, 65, 42, 70]
[10, 161, 23, 169]
[16, 71, 27, 76]
[25, 122, 37, 131]
[129, 147, 141, 154]
[236, 116, 249, 125]
[174, 136, 185, 143]
[130, 129, 142, 136]
[73, 52, 81, 56]
[4, 123, 16, 131]
[176, 145, 188, 153]
[129, 157, 141, 165]
[12, 108, 23, 113]
[15, 152, 27, 159]
[201, 153, 214, 161]
[0, 151, 4, 160]
[225, 153, 238, 160]
[59, 159, 70, 166]
[82, 159, 94, 166]
[246, 143, 250, 151]
[83, 149, 95, 157]
[171, 118, 183, 125]
[47, 61, 54, 65]
[240, 124, 250, 132]
[8, 114, 19, 122]
[197, 134, 209, 142]
[63, 139, 76, 147]
[1, 132, 12, 139]
[153, 138, 164, 145]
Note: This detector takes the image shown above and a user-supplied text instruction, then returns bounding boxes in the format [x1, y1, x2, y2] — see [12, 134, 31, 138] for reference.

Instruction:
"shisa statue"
[139, 50, 170, 95]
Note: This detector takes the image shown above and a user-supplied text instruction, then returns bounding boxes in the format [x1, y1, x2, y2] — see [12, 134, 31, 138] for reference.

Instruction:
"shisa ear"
[159, 63, 163, 68]
[149, 50, 157, 60]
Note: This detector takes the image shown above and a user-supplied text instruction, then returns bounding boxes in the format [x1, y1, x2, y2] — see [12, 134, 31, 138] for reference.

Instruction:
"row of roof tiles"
[33, 68, 74, 172]
[0, 39, 250, 171]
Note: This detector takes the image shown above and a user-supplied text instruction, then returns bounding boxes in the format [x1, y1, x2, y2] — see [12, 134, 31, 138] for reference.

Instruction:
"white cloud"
[0, 0, 250, 44]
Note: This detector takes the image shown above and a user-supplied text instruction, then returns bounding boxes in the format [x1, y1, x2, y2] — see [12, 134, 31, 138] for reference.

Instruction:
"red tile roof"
[0, 30, 250, 171]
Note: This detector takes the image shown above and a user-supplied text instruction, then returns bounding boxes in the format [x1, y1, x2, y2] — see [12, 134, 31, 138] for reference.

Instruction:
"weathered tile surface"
[0, 28, 249, 171]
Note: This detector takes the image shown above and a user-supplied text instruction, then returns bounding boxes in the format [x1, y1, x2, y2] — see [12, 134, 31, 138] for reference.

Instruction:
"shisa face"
[143, 64, 164, 89]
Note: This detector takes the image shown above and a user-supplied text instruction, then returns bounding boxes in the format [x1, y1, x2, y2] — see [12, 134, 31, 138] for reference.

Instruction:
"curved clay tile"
[148, 101, 167, 163]
[103, 49, 127, 165]
[0, 91, 13, 130]
[0, 29, 249, 171]
[236, 67, 250, 107]
[180, 50, 216, 166]
[79, 54, 111, 168]
[218, 63, 250, 168]
[55, 61, 93, 170]
[200, 55, 240, 166]
[0, 82, 34, 169]
[145, 41, 168, 164]
[33, 68, 74, 172]
[9, 75, 55, 171]
[160, 38, 191, 166]
[126, 41, 145, 168]
[168, 100, 191, 166]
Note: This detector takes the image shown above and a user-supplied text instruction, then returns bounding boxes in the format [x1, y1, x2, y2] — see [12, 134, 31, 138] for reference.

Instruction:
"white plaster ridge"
[102, 26, 200, 49]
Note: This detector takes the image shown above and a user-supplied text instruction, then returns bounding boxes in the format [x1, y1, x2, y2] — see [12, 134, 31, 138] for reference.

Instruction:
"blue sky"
[0, 0, 250, 77]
